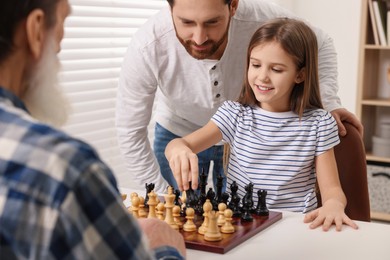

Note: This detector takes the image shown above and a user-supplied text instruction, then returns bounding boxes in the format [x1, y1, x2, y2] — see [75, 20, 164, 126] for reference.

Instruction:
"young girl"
[165, 18, 358, 231]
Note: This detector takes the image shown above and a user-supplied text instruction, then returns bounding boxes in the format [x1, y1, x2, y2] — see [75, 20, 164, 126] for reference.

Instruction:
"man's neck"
[0, 54, 27, 99]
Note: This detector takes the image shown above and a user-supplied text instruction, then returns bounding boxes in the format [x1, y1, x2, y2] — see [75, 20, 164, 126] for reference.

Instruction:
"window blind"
[59, 0, 167, 188]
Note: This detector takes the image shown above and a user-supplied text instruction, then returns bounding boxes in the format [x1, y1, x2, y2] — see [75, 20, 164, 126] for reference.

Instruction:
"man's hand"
[138, 218, 186, 258]
[331, 108, 363, 138]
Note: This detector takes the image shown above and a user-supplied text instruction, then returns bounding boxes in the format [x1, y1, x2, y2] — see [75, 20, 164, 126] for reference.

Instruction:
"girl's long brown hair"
[224, 18, 323, 175]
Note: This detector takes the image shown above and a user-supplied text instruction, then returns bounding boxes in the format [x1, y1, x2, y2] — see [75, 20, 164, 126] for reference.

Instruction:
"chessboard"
[123, 184, 283, 254]
[180, 210, 282, 254]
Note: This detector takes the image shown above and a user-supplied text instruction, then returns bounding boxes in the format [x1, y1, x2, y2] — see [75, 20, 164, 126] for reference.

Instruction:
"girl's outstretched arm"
[165, 121, 222, 191]
[303, 148, 358, 231]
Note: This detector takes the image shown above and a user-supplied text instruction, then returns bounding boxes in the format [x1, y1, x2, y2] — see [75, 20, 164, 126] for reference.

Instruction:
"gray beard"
[23, 37, 69, 127]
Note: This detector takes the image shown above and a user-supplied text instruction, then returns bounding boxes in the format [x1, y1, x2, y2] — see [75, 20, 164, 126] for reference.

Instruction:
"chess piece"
[229, 182, 242, 217]
[180, 191, 187, 217]
[185, 182, 198, 210]
[128, 192, 138, 214]
[241, 183, 254, 222]
[173, 205, 183, 229]
[147, 190, 158, 218]
[221, 192, 230, 205]
[216, 174, 224, 204]
[174, 189, 181, 206]
[156, 202, 165, 221]
[217, 203, 227, 226]
[199, 169, 208, 196]
[131, 194, 140, 218]
[183, 207, 197, 232]
[144, 182, 155, 206]
[206, 188, 218, 211]
[221, 209, 235, 234]
[204, 211, 222, 241]
[138, 196, 147, 218]
[195, 192, 206, 216]
[198, 199, 212, 235]
[241, 200, 253, 222]
[232, 195, 242, 218]
[164, 186, 179, 230]
[121, 194, 127, 201]
[255, 189, 269, 216]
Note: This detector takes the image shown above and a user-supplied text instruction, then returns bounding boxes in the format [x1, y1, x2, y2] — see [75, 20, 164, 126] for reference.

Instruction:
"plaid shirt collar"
[0, 87, 28, 112]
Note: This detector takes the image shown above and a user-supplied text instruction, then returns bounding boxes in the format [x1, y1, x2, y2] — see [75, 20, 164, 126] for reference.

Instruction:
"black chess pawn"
[241, 197, 253, 222]
[144, 182, 155, 206]
[232, 195, 242, 218]
[206, 187, 218, 211]
[221, 192, 229, 205]
[255, 189, 269, 216]
[228, 181, 239, 210]
[195, 193, 207, 216]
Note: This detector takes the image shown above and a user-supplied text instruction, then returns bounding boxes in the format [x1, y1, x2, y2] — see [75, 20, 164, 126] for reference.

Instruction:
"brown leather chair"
[317, 122, 371, 222]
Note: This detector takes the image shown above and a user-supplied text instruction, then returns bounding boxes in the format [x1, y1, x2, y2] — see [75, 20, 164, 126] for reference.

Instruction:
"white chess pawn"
[217, 202, 227, 226]
[173, 205, 183, 228]
[131, 195, 140, 219]
[156, 202, 165, 221]
[183, 207, 197, 232]
[221, 208, 235, 234]
[138, 196, 147, 218]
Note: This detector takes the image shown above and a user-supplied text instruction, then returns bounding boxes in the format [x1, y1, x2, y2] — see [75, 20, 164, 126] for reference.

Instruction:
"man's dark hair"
[0, 0, 60, 63]
[167, 0, 233, 8]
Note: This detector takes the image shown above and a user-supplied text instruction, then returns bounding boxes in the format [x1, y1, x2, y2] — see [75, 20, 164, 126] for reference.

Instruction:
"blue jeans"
[153, 123, 226, 192]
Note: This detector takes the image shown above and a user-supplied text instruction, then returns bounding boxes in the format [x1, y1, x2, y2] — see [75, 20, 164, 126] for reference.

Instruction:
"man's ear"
[230, 0, 239, 16]
[25, 9, 46, 60]
[295, 67, 305, 84]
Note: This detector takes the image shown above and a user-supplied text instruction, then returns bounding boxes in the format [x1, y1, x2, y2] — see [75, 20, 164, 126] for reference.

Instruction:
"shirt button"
[216, 94, 221, 98]
[214, 81, 218, 86]
[212, 65, 216, 70]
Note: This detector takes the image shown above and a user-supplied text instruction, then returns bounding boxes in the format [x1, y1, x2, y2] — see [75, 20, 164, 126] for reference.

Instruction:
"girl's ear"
[295, 67, 305, 84]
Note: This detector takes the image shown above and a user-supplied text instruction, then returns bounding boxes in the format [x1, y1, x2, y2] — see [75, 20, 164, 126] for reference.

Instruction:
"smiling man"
[115, 0, 363, 193]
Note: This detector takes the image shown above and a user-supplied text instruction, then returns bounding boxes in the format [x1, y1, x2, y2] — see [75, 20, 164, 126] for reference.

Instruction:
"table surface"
[120, 188, 390, 260]
[186, 211, 390, 260]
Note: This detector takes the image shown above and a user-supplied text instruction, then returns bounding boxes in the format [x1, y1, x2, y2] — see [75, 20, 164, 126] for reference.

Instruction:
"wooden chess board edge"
[184, 211, 283, 254]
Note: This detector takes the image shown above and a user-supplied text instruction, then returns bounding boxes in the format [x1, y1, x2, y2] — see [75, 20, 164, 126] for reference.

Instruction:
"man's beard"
[23, 36, 69, 128]
[176, 21, 230, 60]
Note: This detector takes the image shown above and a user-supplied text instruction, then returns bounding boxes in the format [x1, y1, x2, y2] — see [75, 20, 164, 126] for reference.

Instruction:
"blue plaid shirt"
[0, 87, 183, 260]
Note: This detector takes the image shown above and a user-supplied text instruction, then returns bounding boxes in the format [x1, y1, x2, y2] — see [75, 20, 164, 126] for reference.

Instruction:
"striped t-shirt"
[211, 101, 340, 213]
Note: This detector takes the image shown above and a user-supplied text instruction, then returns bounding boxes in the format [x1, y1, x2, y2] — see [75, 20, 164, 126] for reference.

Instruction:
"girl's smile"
[248, 41, 304, 112]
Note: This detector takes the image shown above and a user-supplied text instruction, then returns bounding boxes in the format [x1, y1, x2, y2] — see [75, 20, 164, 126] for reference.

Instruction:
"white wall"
[271, 0, 362, 114]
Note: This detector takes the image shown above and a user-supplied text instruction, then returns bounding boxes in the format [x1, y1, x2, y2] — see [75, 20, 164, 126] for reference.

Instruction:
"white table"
[187, 211, 390, 260]
[120, 188, 390, 260]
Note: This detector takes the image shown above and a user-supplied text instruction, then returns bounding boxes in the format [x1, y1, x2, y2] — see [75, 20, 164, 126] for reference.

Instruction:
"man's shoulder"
[0, 104, 100, 174]
[234, 0, 293, 22]
[131, 7, 175, 49]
